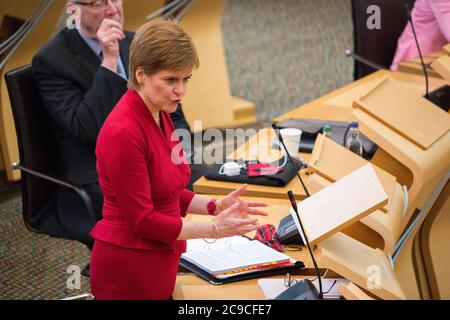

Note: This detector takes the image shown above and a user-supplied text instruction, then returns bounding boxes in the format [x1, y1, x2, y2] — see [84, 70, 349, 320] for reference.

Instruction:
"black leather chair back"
[352, 0, 415, 79]
[5, 65, 59, 231]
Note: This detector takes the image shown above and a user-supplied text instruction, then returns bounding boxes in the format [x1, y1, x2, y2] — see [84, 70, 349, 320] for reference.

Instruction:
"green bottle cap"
[323, 124, 332, 133]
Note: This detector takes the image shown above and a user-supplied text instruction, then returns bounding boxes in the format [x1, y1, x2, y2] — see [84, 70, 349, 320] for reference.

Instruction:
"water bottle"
[345, 122, 363, 157]
[322, 124, 332, 139]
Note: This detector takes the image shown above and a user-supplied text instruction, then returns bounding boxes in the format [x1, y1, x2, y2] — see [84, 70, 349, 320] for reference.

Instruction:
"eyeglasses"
[71, 0, 121, 10]
[201, 239, 232, 251]
[284, 274, 337, 295]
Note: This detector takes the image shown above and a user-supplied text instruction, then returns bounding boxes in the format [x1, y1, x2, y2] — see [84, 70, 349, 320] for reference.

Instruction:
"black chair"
[4, 65, 96, 240]
[351, 0, 415, 80]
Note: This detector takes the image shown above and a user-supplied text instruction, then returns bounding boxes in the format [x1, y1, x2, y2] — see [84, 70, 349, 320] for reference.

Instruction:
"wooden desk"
[174, 196, 318, 300]
[188, 70, 450, 299]
[276, 70, 450, 299]
[397, 51, 444, 79]
[272, 70, 450, 300]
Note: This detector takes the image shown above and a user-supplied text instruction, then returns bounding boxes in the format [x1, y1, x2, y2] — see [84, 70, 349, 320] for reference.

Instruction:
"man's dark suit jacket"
[31, 28, 191, 246]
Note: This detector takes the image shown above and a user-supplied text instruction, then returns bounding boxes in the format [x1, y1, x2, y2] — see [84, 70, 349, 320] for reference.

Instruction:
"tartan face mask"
[254, 224, 285, 252]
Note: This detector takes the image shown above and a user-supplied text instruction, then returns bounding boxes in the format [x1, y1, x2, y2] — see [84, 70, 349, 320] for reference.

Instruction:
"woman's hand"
[216, 184, 268, 217]
[211, 203, 261, 238]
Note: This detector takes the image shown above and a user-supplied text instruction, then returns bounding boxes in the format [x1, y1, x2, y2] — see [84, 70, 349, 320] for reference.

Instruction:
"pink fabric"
[391, 0, 450, 71]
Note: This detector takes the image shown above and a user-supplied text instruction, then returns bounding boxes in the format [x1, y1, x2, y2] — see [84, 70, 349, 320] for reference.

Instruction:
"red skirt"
[90, 240, 181, 300]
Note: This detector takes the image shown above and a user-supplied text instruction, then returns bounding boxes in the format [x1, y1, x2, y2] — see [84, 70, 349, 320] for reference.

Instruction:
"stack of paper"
[182, 236, 295, 279]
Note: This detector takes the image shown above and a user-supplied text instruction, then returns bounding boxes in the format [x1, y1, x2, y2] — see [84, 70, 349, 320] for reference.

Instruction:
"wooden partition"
[316, 174, 448, 300]
[273, 70, 450, 299]
[317, 71, 450, 299]
[176, 0, 256, 130]
[123, 0, 165, 31]
[419, 179, 450, 299]
[351, 74, 450, 299]
[307, 135, 407, 255]
[397, 51, 443, 79]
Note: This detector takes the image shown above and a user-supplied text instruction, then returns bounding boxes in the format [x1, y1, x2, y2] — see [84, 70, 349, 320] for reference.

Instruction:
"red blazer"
[91, 90, 195, 253]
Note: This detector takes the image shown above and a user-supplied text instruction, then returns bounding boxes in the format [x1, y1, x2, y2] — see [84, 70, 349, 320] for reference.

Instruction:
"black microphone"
[275, 191, 322, 300]
[345, 49, 387, 71]
[272, 122, 310, 245]
[404, 3, 450, 112]
[272, 123, 310, 198]
[405, 1, 429, 99]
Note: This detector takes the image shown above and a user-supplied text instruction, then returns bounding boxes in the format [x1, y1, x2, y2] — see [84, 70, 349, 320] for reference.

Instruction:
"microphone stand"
[404, 2, 449, 112]
[271, 123, 322, 300]
[287, 190, 323, 300]
[405, 2, 429, 99]
[272, 123, 310, 197]
[345, 49, 387, 71]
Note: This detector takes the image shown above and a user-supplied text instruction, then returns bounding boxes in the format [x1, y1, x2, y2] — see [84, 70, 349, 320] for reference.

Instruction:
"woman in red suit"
[90, 19, 268, 300]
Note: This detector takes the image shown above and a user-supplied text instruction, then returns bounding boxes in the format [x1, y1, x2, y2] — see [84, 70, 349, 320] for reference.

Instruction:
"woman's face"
[137, 67, 193, 115]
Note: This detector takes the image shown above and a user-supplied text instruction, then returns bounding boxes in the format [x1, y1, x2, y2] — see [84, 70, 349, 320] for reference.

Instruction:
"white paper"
[182, 237, 292, 274]
[258, 277, 350, 300]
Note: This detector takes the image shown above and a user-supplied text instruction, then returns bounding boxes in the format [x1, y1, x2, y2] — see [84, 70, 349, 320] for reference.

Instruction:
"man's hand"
[96, 19, 125, 73]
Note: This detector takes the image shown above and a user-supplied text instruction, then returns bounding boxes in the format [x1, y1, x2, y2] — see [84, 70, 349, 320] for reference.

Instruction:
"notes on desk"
[182, 236, 295, 279]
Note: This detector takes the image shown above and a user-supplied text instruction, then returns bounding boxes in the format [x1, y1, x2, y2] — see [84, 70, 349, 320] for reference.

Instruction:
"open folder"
[180, 236, 305, 285]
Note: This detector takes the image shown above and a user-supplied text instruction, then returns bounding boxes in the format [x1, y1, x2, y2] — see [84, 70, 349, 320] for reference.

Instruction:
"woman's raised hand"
[216, 184, 268, 218]
[211, 203, 261, 238]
